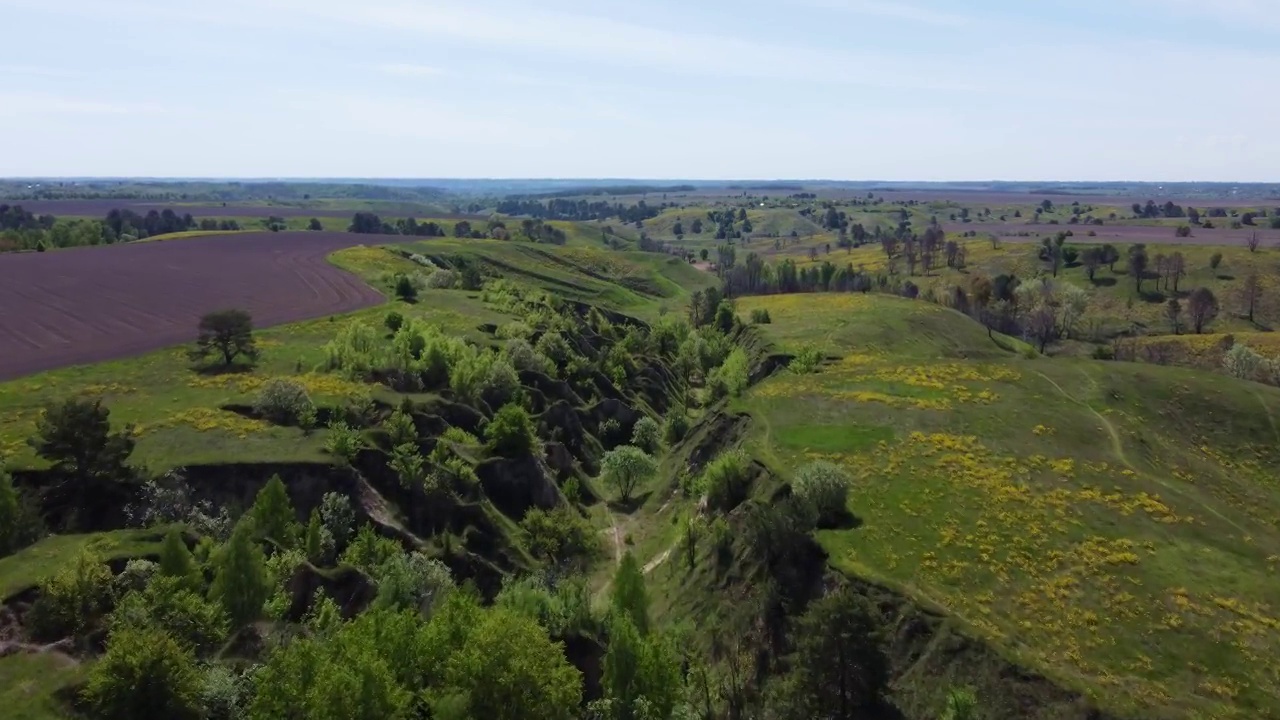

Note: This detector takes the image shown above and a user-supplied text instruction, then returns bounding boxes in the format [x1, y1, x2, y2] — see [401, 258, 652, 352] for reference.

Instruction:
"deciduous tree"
[600, 446, 657, 504]
[193, 310, 258, 367]
[1187, 287, 1219, 334]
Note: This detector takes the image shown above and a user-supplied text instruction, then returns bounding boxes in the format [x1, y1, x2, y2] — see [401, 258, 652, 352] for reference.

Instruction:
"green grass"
[0, 528, 170, 600]
[0, 653, 84, 720]
[730, 293, 1280, 719]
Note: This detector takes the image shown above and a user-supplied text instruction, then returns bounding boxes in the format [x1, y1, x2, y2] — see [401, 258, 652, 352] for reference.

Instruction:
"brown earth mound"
[0, 232, 388, 380]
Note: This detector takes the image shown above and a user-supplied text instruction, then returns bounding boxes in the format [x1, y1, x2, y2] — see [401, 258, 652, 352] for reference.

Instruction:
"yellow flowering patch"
[138, 408, 269, 439]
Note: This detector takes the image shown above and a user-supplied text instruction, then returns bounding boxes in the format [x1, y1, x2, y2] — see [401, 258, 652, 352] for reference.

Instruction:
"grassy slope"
[0, 653, 84, 720]
[0, 528, 169, 600]
[731, 293, 1280, 719]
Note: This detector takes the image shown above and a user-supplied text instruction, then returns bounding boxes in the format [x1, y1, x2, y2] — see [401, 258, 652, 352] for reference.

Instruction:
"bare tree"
[1187, 287, 1220, 334]
[903, 238, 919, 276]
[1239, 272, 1264, 323]
[1169, 252, 1186, 293]
[1153, 253, 1168, 291]
[880, 235, 899, 260]
[1248, 232, 1261, 253]
[1165, 298, 1182, 334]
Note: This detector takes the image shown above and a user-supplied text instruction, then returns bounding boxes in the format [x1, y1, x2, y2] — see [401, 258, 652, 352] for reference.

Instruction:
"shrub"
[372, 551, 455, 614]
[28, 549, 115, 641]
[82, 627, 203, 720]
[750, 308, 772, 324]
[663, 412, 690, 445]
[425, 268, 459, 289]
[394, 274, 418, 302]
[114, 559, 159, 596]
[712, 348, 750, 397]
[109, 575, 229, 655]
[792, 461, 852, 527]
[1210, 252, 1223, 270]
[701, 449, 753, 512]
[486, 403, 538, 458]
[254, 378, 314, 425]
[790, 344, 823, 374]
[200, 666, 247, 720]
[1224, 342, 1265, 380]
[442, 425, 480, 445]
[505, 339, 554, 375]
[384, 311, 404, 333]
[319, 492, 355, 550]
[0, 470, 43, 557]
[630, 416, 661, 453]
[324, 421, 365, 464]
[521, 506, 597, 564]
[383, 409, 417, 447]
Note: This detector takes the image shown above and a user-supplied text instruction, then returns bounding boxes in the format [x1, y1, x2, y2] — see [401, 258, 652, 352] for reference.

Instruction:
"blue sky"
[0, 0, 1276, 180]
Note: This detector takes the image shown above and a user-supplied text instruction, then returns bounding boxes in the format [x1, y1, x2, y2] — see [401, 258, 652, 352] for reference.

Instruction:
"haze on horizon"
[1, 0, 1277, 182]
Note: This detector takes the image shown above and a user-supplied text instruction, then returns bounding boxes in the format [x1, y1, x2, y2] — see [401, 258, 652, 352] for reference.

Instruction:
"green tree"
[395, 274, 418, 302]
[442, 608, 582, 720]
[384, 408, 417, 446]
[629, 416, 661, 454]
[28, 549, 115, 641]
[28, 398, 135, 523]
[305, 510, 325, 563]
[308, 218, 324, 231]
[941, 687, 979, 720]
[82, 627, 203, 720]
[601, 612, 681, 720]
[600, 446, 657, 504]
[193, 309, 258, 367]
[0, 470, 36, 557]
[158, 528, 202, 592]
[248, 474, 299, 549]
[485, 403, 538, 458]
[611, 552, 650, 635]
[714, 300, 736, 334]
[1165, 298, 1183, 335]
[786, 585, 889, 720]
[209, 519, 271, 628]
[1210, 252, 1224, 271]
[109, 575, 229, 655]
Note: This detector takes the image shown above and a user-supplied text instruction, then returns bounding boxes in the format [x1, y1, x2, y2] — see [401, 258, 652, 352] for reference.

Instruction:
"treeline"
[0, 205, 243, 252]
[493, 198, 664, 224]
[349, 213, 568, 245]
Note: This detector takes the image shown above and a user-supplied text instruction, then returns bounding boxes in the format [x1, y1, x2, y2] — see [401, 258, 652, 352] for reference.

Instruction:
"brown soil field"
[0, 232, 388, 380]
[943, 222, 1280, 247]
[2, 200, 484, 220]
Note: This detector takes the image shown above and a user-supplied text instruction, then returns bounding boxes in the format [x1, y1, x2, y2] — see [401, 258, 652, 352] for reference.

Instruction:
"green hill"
[718, 293, 1280, 719]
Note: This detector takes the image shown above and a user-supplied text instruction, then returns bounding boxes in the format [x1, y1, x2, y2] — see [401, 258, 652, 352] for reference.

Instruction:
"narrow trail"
[644, 546, 674, 575]
[1034, 369, 1254, 537]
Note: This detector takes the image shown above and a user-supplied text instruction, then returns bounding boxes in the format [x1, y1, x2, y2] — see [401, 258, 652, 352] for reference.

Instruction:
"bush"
[28, 549, 115, 641]
[701, 449, 753, 512]
[340, 525, 404, 575]
[486, 403, 538, 458]
[319, 492, 355, 550]
[1224, 342, 1265, 380]
[324, 421, 365, 464]
[383, 409, 417, 447]
[200, 666, 247, 720]
[1210, 252, 1224, 270]
[662, 413, 690, 445]
[790, 344, 823, 374]
[82, 627, 203, 720]
[505, 339, 554, 375]
[792, 461, 852, 527]
[750, 308, 772, 324]
[0, 470, 43, 557]
[371, 551, 455, 614]
[425, 268, 459, 289]
[521, 506, 597, 564]
[712, 348, 750, 397]
[394, 274, 418, 302]
[384, 311, 404, 333]
[630, 416, 661, 453]
[254, 378, 315, 426]
[109, 575, 229, 655]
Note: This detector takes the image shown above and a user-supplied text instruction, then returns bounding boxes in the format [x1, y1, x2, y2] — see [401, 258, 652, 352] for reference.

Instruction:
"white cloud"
[376, 63, 445, 78]
[1133, 0, 1280, 29]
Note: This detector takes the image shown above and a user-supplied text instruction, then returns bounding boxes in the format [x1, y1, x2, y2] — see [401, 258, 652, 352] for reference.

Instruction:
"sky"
[0, 0, 1277, 181]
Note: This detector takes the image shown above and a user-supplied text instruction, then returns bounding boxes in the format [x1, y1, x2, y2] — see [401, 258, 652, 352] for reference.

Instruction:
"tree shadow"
[192, 362, 255, 377]
[817, 509, 863, 531]
[606, 491, 653, 515]
[1089, 277, 1117, 287]
[1139, 290, 1166, 303]
[1217, 274, 1236, 281]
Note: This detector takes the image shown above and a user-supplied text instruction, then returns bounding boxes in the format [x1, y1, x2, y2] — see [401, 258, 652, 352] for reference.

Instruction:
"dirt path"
[1035, 368, 1254, 536]
[643, 546, 673, 574]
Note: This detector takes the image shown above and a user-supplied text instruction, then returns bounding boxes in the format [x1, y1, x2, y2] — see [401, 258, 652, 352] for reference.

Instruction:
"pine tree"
[611, 552, 650, 636]
[209, 519, 271, 627]
[305, 510, 324, 563]
[249, 474, 298, 549]
[157, 527, 201, 591]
